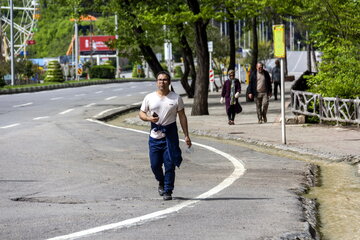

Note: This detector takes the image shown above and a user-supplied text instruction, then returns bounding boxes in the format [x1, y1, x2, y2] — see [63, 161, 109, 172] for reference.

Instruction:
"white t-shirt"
[140, 91, 184, 139]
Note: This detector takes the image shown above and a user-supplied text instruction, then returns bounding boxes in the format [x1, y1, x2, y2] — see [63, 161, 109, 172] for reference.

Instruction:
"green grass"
[0, 78, 125, 89]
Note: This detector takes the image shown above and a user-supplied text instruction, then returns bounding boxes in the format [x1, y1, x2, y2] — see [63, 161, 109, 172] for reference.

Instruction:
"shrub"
[132, 65, 145, 78]
[0, 77, 5, 87]
[90, 65, 115, 79]
[307, 40, 360, 99]
[44, 61, 64, 82]
[174, 66, 183, 78]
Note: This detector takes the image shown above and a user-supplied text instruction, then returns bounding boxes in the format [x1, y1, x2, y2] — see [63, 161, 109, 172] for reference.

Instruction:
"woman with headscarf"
[220, 69, 242, 125]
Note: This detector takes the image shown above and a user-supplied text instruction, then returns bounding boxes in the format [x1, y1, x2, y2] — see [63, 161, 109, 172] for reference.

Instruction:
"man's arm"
[139, 110, 159, 123]
[178, 109, 191, 147]
[266, 71, 273, 96]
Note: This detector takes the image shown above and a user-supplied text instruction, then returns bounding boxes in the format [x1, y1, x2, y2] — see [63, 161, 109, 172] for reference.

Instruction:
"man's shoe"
[158, 183, 165, 196]
[263, 116, 267, 123]
[258, 119, 262, 124]
[163, 192, 172, 201]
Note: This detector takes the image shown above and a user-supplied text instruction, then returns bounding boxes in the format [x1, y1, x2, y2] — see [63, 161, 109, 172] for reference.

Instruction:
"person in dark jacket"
[248, 62, 272, 123]
[221, 69, 242, 125]
[271, 59, 281, 100]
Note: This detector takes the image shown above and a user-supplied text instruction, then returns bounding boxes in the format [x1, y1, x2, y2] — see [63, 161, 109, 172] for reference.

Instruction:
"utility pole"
[0, 10, 3, 63]
[115, 14, 120, 78]
[273, 24, 287, 144]
[10, 0, 15, 85]
[75, 18, 79, 81]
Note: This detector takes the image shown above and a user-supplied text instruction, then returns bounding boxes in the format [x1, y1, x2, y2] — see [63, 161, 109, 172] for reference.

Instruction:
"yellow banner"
[273, 25, 285, 58]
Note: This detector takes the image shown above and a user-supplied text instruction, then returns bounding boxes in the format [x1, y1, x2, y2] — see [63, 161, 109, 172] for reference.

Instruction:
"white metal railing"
[291, 90, 360, 126]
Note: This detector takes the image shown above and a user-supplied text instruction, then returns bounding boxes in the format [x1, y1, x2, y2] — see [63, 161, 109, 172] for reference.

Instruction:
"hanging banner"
[273, 25, 285, 58]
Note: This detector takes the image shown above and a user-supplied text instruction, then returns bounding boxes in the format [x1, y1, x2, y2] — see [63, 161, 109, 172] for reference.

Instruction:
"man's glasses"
[157, 79, 169, 82]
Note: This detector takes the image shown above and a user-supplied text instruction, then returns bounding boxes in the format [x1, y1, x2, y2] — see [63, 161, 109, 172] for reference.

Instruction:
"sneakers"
[158, 183, 164, 196]
[263, 115, 267, 123]
[163, 192, 172, 201]
[158, 182, 172, 200]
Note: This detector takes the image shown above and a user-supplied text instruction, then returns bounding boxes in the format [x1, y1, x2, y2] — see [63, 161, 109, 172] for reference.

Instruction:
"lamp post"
[10, 0, 15, 85]
[115, 14, 120, 79]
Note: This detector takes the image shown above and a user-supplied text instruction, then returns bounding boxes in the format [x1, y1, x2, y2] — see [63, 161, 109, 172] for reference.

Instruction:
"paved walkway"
[183, 81, 359, 165]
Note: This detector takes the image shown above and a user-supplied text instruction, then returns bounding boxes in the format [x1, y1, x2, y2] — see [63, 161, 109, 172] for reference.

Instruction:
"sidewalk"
[183, 81, 360, 164]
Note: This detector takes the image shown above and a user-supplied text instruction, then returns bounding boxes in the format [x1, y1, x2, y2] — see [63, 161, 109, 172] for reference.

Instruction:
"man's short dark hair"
[156, 71, 171, 81]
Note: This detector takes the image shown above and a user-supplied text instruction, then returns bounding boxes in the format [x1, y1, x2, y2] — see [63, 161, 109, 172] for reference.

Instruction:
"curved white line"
[47, 119, 246, 240]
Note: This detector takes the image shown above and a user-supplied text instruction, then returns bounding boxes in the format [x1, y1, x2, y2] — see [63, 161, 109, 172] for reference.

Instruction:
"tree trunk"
[134, 25, 163, 75]
[187, 0, 209, 115]
[177, 24, 195, 98]
[124, 0, 163, 76]
[251, 17, 258, 72]
[306, 31, 312, 72]
[311, 45, 318, 72]
[228, 9, 236, 70]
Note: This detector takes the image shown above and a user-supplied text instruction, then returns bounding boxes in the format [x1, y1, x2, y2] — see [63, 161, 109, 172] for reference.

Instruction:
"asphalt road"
[0, 81, 312, 240]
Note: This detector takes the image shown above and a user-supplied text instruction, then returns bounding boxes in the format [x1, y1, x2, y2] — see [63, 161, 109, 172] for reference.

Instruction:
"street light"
[297, 41, 301, 51]
[10, 0, 15, 85]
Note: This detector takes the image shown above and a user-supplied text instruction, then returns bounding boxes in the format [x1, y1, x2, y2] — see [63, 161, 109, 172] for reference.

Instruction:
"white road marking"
[59, 109, 74, 115]
[130, 86, 136, 89]
[75, 94, 86, 97]
[105, 96, 117, 101]
[47, 119, 246, 240]
[33, 116, 50, 120]
[95, 91, 103, 94]
[139, 91, 148, 95]
[85, 103, 96, 108]
[51, 97, 63, 101]
[1, 123, 20, 129]
[126, 94, 132, 97]
[13, 102, 33, 108]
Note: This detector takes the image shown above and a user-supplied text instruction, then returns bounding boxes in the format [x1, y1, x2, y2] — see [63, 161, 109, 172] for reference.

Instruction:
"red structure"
[79, 35, 116, 55]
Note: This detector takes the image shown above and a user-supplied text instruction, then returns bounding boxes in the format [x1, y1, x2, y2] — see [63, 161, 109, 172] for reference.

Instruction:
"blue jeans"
[149, 137, 175, 194]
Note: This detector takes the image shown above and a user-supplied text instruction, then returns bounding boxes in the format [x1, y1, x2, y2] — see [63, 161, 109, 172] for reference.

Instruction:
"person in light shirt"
[139, 71, 191, 200]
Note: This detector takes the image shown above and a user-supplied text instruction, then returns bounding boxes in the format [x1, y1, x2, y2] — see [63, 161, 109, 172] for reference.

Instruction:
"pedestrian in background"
[248, 62, 272, 124]
[139, 71, 191, 201]
[271, 59, 281, 100]
[220, 69, 242, 125]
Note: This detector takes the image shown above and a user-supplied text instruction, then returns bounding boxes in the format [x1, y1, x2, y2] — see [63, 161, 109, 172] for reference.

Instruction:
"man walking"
[139, 71, 191, 200]
[248, 62, 272, 123]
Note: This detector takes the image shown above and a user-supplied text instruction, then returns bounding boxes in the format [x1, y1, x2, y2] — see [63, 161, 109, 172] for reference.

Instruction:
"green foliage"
[0, 61, 9, 83]
[132, 65, 145, 78]
[0, 78, 5, 87]
[45, 61, 64, 82]
[242, 41, 272, 66]
[307, 40, 360, 99]
[27, 1, 74, 57]
[160, 63, 168, 72]
[174, 66, 183, 78]
[90, 65, 115, 79]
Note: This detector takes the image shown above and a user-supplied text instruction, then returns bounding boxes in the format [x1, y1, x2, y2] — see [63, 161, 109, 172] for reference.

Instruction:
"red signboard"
[26, 40, 36, 45]
[79, 35, 115, 52]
